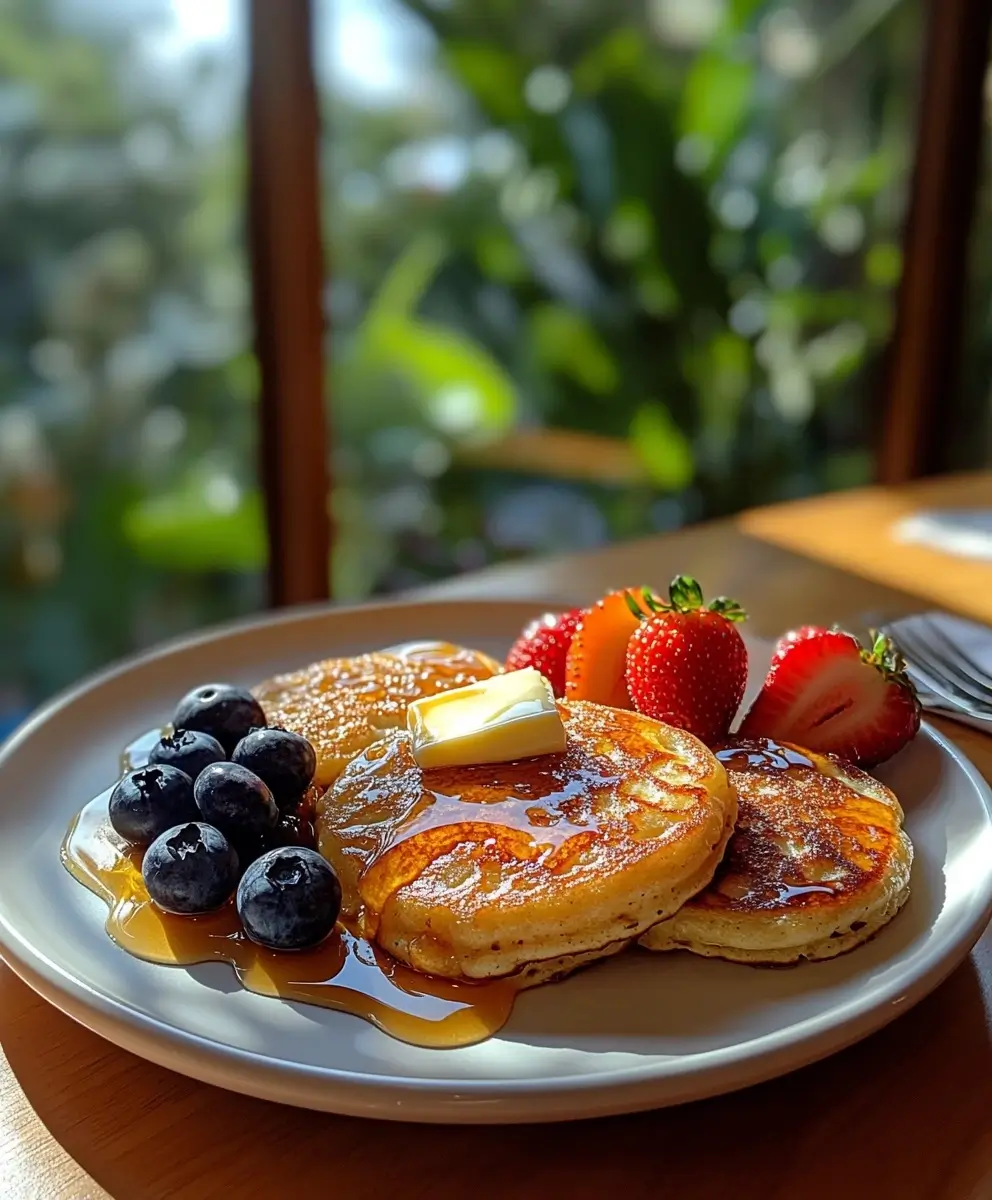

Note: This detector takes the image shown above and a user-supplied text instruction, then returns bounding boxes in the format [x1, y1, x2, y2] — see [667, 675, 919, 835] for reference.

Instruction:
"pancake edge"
[640, 831, 913, 965]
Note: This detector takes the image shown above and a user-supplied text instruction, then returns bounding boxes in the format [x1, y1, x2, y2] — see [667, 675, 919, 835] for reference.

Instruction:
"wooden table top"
[5, 473, 992, 1199]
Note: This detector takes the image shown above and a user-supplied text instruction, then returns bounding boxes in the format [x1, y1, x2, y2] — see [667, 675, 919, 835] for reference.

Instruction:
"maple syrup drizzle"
[707, 737, 842, 911]
[61, 732, 517, 1048]
[715, 740, 816, 773]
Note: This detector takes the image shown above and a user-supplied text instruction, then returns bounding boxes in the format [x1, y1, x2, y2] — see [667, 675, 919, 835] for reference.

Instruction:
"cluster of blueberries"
[109, 683, 341, 951]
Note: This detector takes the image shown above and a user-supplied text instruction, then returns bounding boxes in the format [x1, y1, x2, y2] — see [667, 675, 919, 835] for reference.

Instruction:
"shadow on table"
[1, 946, 990, 1200]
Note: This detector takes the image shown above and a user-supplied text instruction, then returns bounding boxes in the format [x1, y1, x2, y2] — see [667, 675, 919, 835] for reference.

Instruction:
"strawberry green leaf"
[642, 587, 665, 614]
[668, 574, 704, 612]
[624, 589, 647, 620]
[708, 596, 747, 622]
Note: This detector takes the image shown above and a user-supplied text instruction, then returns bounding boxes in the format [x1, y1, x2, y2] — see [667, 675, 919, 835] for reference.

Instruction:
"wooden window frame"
[879, 0, 991, 484]
[247, 0, 330, 607]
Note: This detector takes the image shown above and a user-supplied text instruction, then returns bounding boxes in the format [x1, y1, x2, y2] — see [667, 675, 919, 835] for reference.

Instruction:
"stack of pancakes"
[639, 740, 912, 963]
[255, 643, 913, 987]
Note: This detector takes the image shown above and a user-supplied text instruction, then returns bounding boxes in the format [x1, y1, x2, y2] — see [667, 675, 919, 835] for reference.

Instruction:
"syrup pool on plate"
[60, 731, 517, 1048]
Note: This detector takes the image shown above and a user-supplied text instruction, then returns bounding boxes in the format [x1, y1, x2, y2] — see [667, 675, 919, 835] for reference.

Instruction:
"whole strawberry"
[505, 608, 583, 697]
[739, 626, 920, 767]
[624, 576, 748, 745]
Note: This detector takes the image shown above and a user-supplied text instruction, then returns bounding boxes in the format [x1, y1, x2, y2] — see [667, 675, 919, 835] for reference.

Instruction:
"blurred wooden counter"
[740, 471, 992, 626]
[2, 471, 991, 1199]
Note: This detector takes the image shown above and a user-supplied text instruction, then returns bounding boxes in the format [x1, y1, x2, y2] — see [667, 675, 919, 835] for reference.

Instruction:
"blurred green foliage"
[0, 0, 261, 703]
[324, 0, 921, 593]
[0, 0, 931, 710]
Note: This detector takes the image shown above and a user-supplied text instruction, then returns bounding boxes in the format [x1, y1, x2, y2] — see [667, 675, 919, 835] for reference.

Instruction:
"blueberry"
[227, 830, 271, 875]
[236, 848, 341, 950]
[194, 761, 278, 837]
[228, 813, 317, 880]
[142, 822, 239, 914]
[172, 683, 266, 754]
[231, 728, 316, 806]
[279, 787, 316, 823]
[148, 729, 226, 779]
[270, 811, 317, 851]
[108, 765, 198, 845]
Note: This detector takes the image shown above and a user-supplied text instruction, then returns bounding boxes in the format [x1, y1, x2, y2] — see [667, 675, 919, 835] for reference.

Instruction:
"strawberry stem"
[861, 628, 918, 697]
[625, 578, 747, 623]
[863, 630, 909, 676]
[667, 575, 747, 622]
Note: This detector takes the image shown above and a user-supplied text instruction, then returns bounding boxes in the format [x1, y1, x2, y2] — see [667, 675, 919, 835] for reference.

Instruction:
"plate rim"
[1, 597, 991, 1121]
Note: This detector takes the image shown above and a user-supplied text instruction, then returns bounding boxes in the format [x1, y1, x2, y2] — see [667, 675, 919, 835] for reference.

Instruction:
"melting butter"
[407, 667, 566, 769]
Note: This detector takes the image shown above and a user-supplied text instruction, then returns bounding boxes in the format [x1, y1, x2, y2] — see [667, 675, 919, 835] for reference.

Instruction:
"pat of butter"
[407, 668, 566, 769]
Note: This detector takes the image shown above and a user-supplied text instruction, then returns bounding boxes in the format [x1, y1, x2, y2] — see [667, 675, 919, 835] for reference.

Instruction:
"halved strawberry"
[624, 576, 748, 744]
[505, 608, 583, 697]
[739, 626, 921, 767]
[565, 589, 643, 709]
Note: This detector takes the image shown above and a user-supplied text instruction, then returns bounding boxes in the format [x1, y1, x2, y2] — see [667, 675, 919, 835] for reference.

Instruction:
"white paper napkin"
[893, 509, 992, 561]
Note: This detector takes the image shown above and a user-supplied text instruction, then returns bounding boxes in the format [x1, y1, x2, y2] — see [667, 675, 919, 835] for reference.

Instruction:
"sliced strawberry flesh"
[740, 628, 920, 765]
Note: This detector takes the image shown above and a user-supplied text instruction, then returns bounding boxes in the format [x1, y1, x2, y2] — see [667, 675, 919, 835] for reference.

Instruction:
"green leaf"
[678, 53, 753, 164]
[366, 235, 448, 329]
[849, 152, 900, 200]
[123, 482, 267, 572]
[355, 236, 519, 441]
[442, 42, 527, 122]
[602, 198, 655, 262]
[759, 231, 793, 267]
[669, 575, 704, 611]
[728, 0, 767, 28]
[865, 243, 903, 288]
[573, 28, 647, 94]
[365, 316, 517, 440]
[531, 305, 619, 395]
[767, 289, 891, 338]
[709, 596, 747, 622]
[475, 229, 527, 283]
[629, 403, 694, 490]
[637, 270, 681, 318]
[709, 331, 750, 401]
[624, 589, 646, 620]
[222, 352, 260, 405]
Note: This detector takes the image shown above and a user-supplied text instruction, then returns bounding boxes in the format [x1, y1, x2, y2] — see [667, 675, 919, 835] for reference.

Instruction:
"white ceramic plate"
[0, 598, 990, 1124]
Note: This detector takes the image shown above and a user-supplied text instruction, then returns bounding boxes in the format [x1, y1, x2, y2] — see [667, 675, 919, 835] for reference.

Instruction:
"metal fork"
[917, 614, 992, 692]
[885, 621, 992, 718]
[892, 619, 992, 703]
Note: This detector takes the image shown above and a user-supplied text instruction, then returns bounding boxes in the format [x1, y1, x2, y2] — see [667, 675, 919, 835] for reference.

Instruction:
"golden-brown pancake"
[316, 701, 737, 984]
[253, 641, 501, 787]
[639, 737, 913, 963]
